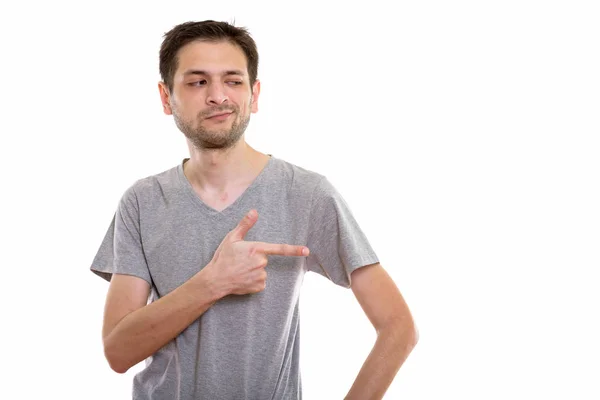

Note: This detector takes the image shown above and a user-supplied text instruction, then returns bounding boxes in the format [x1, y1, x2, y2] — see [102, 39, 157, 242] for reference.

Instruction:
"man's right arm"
[101, 209, 308, 374]
[102, 268, 222, 374]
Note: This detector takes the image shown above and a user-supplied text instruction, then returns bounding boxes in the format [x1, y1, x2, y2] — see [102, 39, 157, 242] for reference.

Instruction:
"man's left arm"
[344, 262, 419, 400]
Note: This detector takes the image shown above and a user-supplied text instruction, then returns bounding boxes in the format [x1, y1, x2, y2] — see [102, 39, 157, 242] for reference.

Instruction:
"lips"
[206, 111, 233, 119]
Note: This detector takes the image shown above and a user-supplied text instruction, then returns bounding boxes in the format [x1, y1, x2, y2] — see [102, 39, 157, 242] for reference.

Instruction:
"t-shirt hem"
[90, 266, 153, 286]
[345, 256, 381, 287]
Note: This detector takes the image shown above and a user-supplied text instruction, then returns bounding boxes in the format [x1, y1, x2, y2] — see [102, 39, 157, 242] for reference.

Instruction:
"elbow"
[400, 323, 419, 351]
[413, 323, 420, 345]
[380, 318, 419, 349]
[108, 360, 130, 375]
[103, 336, 131, 374]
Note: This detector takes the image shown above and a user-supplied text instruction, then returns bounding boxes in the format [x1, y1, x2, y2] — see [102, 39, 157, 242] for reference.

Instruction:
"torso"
[197, 190, 246, 213]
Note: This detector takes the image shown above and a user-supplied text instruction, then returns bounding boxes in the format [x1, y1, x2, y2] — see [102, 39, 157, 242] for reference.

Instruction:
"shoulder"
[120, 161, 182, 205]
[268, 156, 345, 211]
[270, 156, 327, 191]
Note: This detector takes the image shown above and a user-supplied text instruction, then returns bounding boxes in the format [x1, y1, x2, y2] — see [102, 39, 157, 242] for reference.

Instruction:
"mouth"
[206, 111, 234, 120]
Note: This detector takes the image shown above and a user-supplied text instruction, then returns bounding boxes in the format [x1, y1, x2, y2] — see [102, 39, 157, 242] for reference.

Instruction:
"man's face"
[159, 40, 260, 150]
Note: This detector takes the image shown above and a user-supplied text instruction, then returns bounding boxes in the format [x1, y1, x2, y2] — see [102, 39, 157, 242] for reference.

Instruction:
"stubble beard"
[173, 107, 251, 151]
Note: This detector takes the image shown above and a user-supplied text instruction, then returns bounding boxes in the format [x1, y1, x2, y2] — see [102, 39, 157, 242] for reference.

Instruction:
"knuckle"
[248, 245, 258, 257]
[287, 244, 297, 255]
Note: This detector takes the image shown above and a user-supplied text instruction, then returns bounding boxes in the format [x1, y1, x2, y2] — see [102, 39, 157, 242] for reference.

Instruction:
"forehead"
[175, 40, 248, 77]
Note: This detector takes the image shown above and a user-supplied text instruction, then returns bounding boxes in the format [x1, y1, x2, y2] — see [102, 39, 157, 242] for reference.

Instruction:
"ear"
[158, 81, 173, 115]
[250, 79, 261, 114]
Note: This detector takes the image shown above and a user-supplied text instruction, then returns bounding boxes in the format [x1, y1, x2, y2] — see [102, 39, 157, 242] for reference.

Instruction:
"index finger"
[253, 242, 310, 257]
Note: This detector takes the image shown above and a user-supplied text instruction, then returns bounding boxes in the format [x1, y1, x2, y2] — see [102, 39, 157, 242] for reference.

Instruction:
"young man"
[91, 20, 418, 400]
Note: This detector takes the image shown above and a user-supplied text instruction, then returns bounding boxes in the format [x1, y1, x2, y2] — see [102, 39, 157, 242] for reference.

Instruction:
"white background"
[1, 0, 598, 399]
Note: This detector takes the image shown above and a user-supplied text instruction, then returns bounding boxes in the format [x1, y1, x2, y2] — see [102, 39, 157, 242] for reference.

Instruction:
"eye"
[188, 80, 206, 86]
[227, 81, 243, 85]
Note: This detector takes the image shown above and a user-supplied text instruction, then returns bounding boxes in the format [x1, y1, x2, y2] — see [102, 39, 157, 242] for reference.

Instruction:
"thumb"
[231, 209, 258, 241]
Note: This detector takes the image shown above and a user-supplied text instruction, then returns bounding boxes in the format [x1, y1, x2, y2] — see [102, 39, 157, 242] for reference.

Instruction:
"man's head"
[158, 21, 260, 150]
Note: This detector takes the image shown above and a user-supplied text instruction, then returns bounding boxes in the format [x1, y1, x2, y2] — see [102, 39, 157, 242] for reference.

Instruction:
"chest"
[200, 193, 243, 213]
[193, 185, 251, 213]
[140, 207, 308, 298]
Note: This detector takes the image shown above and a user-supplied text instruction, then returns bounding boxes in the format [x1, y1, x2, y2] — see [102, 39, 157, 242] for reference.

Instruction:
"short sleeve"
[305, 176, 379, 288]
[90, 185, 152, 285]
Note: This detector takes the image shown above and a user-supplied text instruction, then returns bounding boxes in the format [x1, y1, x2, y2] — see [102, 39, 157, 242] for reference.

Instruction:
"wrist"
[196, 263, 230, 301]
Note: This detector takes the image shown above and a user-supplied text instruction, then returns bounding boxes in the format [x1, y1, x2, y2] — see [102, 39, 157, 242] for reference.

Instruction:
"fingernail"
[248, 210, 256, 218]
[302, 247, 309, 256]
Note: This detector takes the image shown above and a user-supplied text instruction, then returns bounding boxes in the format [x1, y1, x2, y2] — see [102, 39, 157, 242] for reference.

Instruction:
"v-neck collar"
[177, 154, 274, 217]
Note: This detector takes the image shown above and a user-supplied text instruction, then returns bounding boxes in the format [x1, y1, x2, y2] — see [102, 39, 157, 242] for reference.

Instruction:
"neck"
[183, 139, 267, 192]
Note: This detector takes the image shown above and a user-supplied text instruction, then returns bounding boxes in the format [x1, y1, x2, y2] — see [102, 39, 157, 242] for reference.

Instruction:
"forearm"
[104, 268, 224, 373]
[344, 321, 418, 400]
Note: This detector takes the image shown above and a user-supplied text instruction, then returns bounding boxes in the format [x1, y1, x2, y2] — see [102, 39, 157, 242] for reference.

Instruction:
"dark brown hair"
[159, 20, 259, 93]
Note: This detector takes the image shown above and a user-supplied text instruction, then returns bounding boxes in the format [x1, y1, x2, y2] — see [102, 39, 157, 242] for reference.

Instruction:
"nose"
[206, 82, 229, 105]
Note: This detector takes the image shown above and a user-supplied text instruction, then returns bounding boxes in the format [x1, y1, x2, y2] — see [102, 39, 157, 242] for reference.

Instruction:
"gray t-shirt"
[91, 155, 379, 400]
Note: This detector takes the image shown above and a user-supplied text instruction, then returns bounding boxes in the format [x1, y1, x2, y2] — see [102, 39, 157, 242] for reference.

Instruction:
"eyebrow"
[182, 69, 245, 77]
